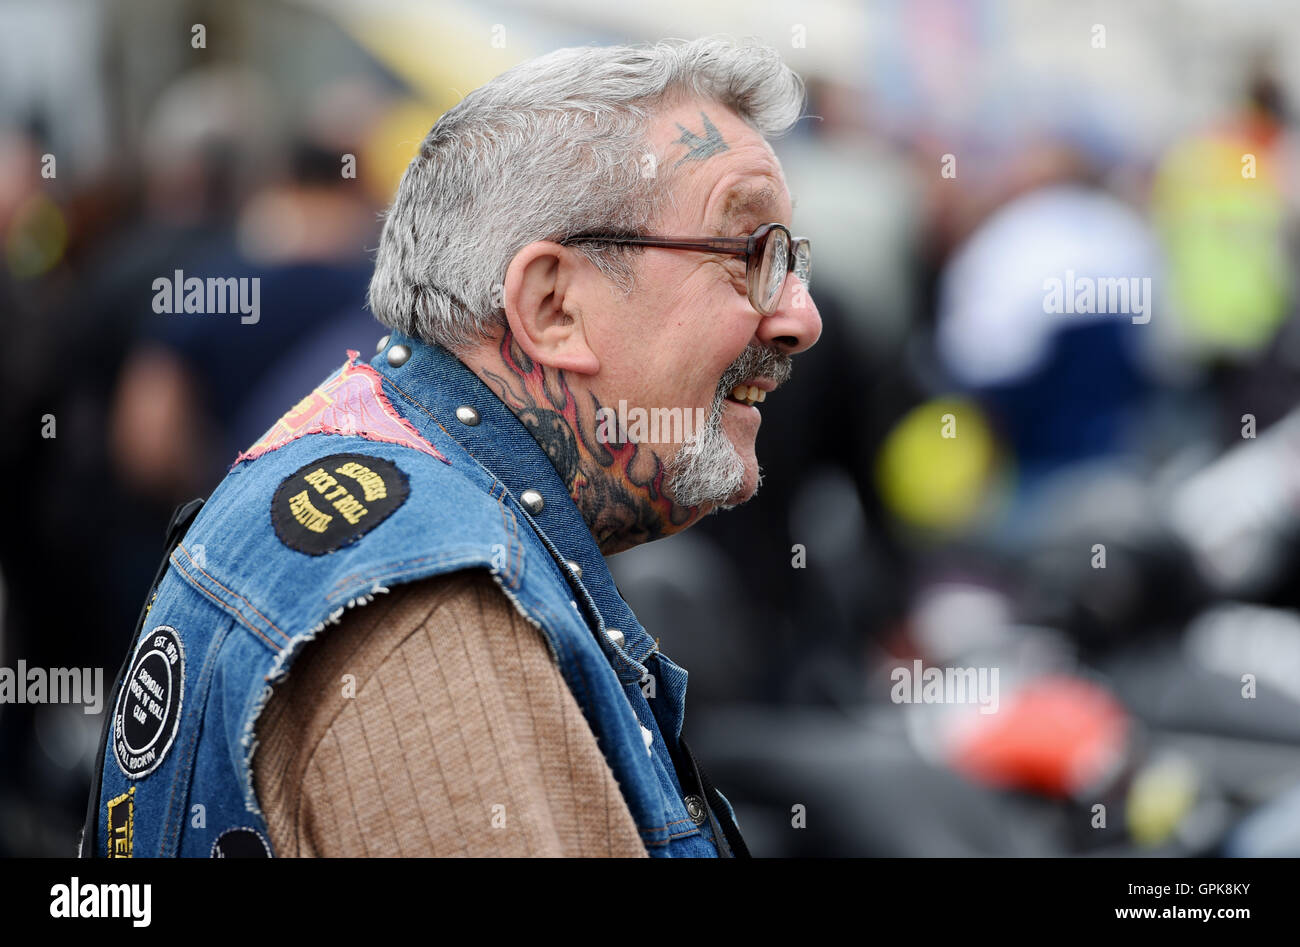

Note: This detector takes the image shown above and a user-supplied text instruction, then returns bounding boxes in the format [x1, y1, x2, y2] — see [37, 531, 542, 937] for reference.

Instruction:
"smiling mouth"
[726, 384, 767, 407]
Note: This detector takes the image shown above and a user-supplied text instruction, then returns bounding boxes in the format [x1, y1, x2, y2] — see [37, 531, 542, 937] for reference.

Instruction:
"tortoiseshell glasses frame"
[562, 222, 811, 316]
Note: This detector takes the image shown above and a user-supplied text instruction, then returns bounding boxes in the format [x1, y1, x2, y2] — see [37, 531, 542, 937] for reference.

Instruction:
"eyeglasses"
[561, 222, 811, 316]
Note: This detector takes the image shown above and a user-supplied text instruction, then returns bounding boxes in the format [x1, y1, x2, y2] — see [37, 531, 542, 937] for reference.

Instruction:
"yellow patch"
[106, 786, 135, 858]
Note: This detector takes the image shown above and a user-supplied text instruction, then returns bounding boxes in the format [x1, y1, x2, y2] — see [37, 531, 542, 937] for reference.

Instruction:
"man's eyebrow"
[715, 185, 777, 226]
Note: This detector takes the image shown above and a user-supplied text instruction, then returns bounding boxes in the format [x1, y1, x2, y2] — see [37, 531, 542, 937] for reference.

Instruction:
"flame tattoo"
[480, 332, 698, 554]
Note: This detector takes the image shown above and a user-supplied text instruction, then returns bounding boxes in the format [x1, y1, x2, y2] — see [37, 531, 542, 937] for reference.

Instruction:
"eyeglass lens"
[757, 228, 789, 313]
[793, 240, 811, 286]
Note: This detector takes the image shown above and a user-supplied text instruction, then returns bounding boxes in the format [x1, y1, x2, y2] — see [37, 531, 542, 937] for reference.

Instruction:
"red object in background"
[949, 675, 1129, 797]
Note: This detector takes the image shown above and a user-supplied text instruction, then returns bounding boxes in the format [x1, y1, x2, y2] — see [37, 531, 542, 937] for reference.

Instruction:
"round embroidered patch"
[271, 453, 410, 556]
[211, 827, 273, 858]
[113, 625, 185, 779]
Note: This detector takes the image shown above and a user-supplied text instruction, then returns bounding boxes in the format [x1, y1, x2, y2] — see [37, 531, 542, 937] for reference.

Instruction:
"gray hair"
[367, 36, 805, 350]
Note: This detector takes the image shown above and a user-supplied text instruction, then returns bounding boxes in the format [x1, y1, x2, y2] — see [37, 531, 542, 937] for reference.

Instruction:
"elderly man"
[82, 37, 820, 859]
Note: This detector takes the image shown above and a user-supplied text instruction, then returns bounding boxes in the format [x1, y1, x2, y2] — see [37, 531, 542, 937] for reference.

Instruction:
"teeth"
[729, 384, 767, 406]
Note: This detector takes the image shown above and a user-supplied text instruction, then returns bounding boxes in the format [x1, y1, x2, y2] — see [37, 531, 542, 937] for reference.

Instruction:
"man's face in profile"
[578, 96, 822, 514]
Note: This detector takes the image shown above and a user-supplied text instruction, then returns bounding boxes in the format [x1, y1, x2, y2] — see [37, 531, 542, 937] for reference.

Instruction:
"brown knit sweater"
[251, 570, 648, 856]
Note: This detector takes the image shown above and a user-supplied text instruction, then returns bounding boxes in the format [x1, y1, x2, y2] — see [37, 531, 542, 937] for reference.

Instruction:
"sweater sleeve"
[251, 570, 648, 857]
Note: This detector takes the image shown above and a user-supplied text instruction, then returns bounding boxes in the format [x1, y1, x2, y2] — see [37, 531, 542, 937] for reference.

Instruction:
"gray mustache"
[717, 344, 793, 397]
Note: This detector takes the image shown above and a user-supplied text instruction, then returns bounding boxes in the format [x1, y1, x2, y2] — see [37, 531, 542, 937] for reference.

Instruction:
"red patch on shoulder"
[235, 350, 450, 466]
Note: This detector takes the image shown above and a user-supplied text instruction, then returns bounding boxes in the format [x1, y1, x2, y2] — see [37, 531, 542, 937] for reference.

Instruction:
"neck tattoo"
[479, 332, 701, 555]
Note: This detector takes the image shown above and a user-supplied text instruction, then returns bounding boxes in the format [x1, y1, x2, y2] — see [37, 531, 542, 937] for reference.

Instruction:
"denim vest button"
[605, 627, 625, 649]
[565, 560, 582, 579]
[519, 489, 544, 514]
[375, 334, 390, 354]
[455, 405, 481, 426]
[386, 344, 411, 367]
[684, 795, 708, 825]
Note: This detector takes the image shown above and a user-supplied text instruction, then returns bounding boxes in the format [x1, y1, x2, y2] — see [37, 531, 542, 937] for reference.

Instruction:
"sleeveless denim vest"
[82, 331, 741, 858]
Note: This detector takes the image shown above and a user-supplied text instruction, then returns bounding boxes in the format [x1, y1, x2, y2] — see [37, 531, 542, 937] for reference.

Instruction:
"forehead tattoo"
[673, 111, 729, 167]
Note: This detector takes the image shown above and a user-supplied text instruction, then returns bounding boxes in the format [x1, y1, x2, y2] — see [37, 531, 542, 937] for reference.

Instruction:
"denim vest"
[83, 332, 742, 858]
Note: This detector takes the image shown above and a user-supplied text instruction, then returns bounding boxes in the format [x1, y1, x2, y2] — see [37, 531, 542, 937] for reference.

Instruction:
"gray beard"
[663, 388, 748, 509]
[663, 342, 792, 509]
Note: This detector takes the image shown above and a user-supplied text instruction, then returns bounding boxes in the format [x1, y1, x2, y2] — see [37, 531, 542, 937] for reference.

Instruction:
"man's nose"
[755, 271, 822, 355]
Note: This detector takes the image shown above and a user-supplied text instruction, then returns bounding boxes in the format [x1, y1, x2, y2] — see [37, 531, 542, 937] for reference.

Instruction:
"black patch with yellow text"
[106, 787, 134, 857]
[271, 453, 409, 555]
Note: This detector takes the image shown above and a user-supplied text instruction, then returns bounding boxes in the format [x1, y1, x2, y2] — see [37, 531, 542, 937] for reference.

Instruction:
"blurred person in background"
[2, 6, 400, 854]
[108, 71, 390, 503]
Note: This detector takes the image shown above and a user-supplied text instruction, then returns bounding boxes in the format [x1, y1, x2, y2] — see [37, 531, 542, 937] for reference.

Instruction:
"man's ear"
[501, 241, 600, 375]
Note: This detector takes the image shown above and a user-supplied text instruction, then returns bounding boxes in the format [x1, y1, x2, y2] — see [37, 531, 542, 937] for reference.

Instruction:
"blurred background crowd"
[4, 0, 1300, 856]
